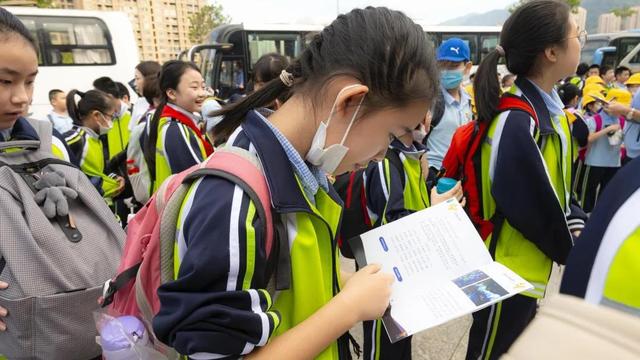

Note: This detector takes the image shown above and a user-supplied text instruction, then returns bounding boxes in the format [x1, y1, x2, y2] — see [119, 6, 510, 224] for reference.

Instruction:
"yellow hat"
[582, 83, 606, 98]
[582, 91, 602, 108]
[625, 73, 640, 86]
[606, 88, 633, 107]
[585, 75, 605, 86]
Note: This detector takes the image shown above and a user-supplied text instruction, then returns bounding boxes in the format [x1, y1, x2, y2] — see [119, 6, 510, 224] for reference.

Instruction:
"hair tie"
[279, 70, 294, 87]
[495, 45, 505, 57]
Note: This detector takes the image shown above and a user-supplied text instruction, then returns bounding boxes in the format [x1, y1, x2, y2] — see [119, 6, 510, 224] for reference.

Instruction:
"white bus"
[186, 24, 502, 99]
[5, 6, 139, 120]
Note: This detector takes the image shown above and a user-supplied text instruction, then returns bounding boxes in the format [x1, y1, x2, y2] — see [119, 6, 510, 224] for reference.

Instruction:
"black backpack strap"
[184, 168, 291, 291]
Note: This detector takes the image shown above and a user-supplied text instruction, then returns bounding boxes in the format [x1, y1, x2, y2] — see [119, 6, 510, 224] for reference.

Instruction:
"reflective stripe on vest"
[481, 90, 573, 299]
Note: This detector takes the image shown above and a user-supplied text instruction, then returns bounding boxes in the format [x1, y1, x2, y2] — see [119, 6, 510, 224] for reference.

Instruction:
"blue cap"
[437, 38, 471, 62]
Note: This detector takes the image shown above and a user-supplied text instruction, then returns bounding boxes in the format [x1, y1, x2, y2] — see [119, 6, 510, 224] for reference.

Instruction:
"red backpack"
[442, 94, 539, 240]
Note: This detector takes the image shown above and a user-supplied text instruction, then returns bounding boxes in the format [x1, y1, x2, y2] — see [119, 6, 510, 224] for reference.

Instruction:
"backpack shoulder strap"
[594, 114, 603, 132]
[620, 116, 625, 130]
[497, 93, 539, 126]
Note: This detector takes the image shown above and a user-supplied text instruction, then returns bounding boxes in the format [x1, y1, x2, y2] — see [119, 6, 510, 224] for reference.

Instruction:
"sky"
[213, 0, 516, 26]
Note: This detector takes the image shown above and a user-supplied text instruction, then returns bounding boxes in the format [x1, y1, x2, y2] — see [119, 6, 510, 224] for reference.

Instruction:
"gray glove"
[33, 167, 78, 219]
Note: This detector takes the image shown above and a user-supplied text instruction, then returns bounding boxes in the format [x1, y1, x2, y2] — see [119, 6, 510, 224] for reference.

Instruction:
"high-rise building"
[598, 6, 640, 34]
[572, 7, 587, 33]
[51, 0, 205, 62]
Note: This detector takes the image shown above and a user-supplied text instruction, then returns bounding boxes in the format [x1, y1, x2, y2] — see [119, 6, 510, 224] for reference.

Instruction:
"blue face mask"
[441, 70, 464, 90]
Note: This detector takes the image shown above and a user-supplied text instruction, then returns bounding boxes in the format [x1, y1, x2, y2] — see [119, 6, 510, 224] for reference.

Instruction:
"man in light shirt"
[47, 89, 73, 133]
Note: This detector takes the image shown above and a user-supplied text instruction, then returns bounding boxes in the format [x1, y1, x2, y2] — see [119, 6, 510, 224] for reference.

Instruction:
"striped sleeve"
[153, 175, 280, 359]
[363, 158, 410, 226]
[161, 121, 205, 174]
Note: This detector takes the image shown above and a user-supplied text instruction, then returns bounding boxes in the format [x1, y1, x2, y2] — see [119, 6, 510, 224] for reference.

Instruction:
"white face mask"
[412, 124, 428, 144]
[305, 84, 365, 175]
[98, 113, 114, 135]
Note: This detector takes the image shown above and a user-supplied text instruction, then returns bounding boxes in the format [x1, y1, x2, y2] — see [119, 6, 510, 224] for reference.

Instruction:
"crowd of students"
[1, 1, 639, 359]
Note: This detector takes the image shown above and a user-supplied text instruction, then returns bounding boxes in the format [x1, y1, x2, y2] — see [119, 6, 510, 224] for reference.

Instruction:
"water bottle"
[436, 177, 458, 194]
[100, 316, 149, 360]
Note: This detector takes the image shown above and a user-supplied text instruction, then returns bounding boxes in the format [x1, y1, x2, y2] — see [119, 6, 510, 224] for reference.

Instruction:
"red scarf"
[161, 105, 214, 156]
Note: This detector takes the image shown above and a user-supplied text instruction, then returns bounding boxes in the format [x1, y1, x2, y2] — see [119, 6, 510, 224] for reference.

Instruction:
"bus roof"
[587, 31, 640, 41]
[4, 6, 128, 19]
[229, 23, 501, 33]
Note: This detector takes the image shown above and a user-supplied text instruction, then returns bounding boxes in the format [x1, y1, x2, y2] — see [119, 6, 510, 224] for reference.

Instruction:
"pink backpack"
[100, 147, 287, 357]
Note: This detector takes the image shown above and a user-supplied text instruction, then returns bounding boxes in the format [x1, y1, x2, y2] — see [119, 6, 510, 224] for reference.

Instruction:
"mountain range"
[439, 0, 640, 33]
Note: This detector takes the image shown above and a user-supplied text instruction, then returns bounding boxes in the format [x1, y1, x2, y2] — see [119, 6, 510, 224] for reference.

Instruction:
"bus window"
[441, 34, 478, 64]
[246, 32, 303, 67]
[479, 34, 498, 62]
[218, 58, 246, 98]
[40, 17, 114, 65]
[617, 37, 640, 64]
[581, 39, 609, 64]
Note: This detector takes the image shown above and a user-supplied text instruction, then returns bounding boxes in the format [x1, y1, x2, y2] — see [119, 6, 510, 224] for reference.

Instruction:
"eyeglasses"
[566, 29, 588, 48]
[100, 112, 118, 121]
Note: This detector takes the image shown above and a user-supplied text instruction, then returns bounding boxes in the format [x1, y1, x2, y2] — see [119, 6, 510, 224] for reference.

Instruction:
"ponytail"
[211, 71, 292, 140]
[66, 89, 85, 126]
[474, 49, 502, 122]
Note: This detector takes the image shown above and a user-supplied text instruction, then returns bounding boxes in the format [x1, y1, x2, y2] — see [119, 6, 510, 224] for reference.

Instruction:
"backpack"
[442, 94, 539, 241]
[334, 149, 405, 258]
[101, 146, 289, 358]
[579, 113, 626, 161]
[0, 119, 125, 360]
[127, 110, 153, 204]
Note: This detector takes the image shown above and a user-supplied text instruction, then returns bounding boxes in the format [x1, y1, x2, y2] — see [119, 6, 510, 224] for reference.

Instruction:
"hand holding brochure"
[348, 198, 532, 343]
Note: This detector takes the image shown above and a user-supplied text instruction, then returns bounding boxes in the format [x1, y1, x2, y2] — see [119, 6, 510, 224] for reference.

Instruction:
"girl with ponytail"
[467, 1, 588, 358]
[153, 7, 439, 360]
[64, 89, 124, 199]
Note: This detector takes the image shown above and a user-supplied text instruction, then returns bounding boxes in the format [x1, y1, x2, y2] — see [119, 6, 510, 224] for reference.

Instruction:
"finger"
[0, 320, 5, 331]
[0, 306, 6, 317]
[0, 281, 8, 289]
[362, 263, 382, 274]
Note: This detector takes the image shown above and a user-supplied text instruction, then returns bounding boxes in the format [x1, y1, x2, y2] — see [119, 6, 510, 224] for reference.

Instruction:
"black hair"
[558, 83, 579, 107]
[116, 82, 130, 100]
[142, 75, 160, 106]
[66, 89, 113, 126]
[48, 89, 63, 102]
[600, 65, 612, 76]
[615, 66, 631, 78]
[474, 0, 571, 122]
[93, 76, 120, 98]
[253, 53, 290, 84]
[0, 7, 37, 52]
[588, 64, 600, 71]
[143, 60, 201, 182]
[576, 62, 589, 76]
[135, 61, 162, 78]
[212, 7, 439, 141]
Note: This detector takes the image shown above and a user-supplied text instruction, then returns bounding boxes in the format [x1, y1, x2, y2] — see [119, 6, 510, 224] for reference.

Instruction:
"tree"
[188, 3, 230, 44]
[611, 6, 637, 22]
[509, 0, 581, 13]
[0, 0, 53, 7]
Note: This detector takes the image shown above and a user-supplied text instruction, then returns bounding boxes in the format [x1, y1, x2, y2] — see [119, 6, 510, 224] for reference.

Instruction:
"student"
[47, 88, 73, 133]
[587, 64, 600, 78]
[567, 62, 589, 91]
[626, 73, 640, 96]
[63, 89, 125, 199]
[558, 83, 589, 197]
[152, 7, 440, 359]
[361, 113, 463, 360]
[115, 81, 131, 108]
[581, 89, 630, 212]
[131, 61, 162, 128]
[468, 1, 587, 358]
[600, 65, 615, 89]
[561, 156, 640, 316]
[93, 76, 131, 160]
[613, 66, 631, 89]
[144, 60, 213, 192]
[426, 38, 473, 172]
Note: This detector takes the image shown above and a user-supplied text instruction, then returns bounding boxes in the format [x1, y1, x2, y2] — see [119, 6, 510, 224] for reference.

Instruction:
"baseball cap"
[437, 38, 471, 62]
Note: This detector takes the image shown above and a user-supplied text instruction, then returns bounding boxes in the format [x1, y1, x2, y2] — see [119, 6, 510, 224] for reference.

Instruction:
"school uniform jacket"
[153, 110, 350, 360]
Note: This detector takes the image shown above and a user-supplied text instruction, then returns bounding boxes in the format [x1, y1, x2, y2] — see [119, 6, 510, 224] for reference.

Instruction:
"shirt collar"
[390, 138, 426, 155]
[529, 80, 565, 118]
[441, 85, 471, 106]
[254, 110, 329, 199]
